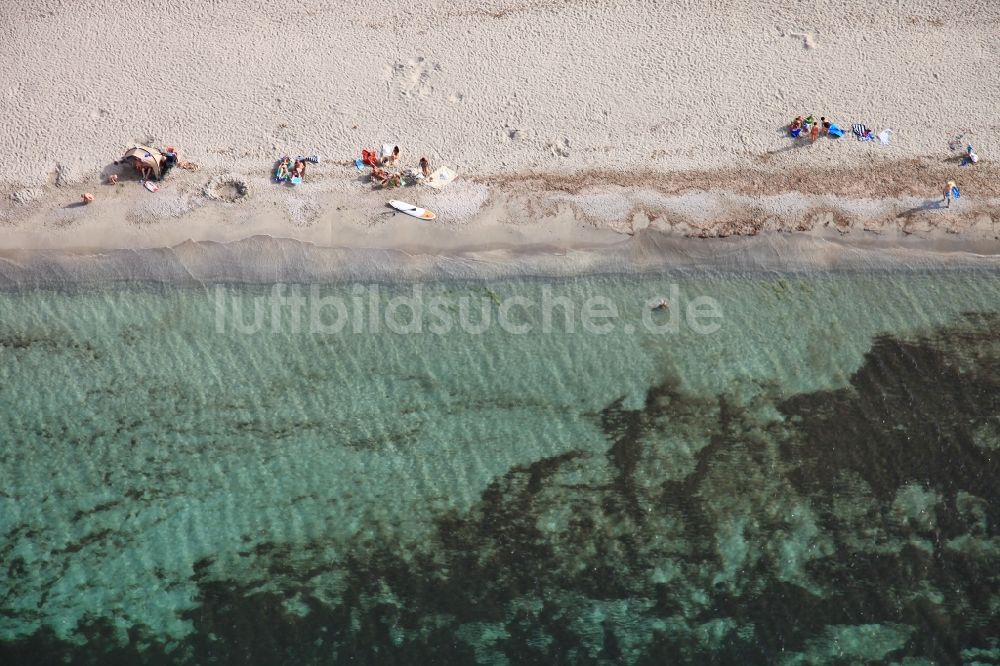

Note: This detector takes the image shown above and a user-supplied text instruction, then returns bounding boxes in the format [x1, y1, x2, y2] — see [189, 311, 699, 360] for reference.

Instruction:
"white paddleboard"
[143, 180, 159, 193]
[389, 200, 436, 220]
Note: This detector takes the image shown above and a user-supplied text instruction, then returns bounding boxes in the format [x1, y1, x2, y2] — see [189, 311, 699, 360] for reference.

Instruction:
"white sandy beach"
[1, 0, 999, 257]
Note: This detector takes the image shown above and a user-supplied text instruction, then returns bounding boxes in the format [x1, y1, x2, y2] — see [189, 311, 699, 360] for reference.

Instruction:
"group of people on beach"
[275, 157, 308, 183]
[941, 144, 981, 207]
[274, 155, 321, 184]
[941, 143, 980, 207]
[789, 116, 815, 141]
[788, 115, 849, 143]
[119, 146, 180, 182]
[789, 115, 983, 209]
[363, 144, 432, 189]
[789, 115, 888, 143]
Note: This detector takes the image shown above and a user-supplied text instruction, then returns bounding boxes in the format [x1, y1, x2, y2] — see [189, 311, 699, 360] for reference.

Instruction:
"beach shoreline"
[2, 156, 999, 286]
[4, 156, 1000, 240]
[2, 0, 999, 278]
[4, 227, 1000, 290]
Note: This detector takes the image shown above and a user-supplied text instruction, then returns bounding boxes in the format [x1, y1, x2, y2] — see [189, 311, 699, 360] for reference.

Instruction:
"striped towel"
[852, 124, 874, 141]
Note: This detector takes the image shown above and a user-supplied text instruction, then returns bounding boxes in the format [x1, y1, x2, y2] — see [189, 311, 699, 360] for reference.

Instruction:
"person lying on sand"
[371, 166, 389, 187]
[276, 157, 291, 181]
[293, 160, 306, 179]
[124, 155, 151, 180]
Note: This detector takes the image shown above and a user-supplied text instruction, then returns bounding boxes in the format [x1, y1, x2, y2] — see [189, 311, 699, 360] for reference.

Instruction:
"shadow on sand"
[896, 199, 945, 220]
[100, 161, 140, 183]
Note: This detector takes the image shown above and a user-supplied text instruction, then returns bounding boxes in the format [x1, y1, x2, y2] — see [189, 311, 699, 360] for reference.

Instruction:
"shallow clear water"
[1, 270, 999, 664]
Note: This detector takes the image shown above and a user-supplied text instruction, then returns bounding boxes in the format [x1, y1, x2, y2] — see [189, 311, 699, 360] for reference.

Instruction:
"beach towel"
[852, 124, 870, 140]
[790, 127, 802, 138]
[828, 124, 845, 138]
[952, 186, 960, 199]
[273, 156, 291, 182]
[361, 149, 378, 167]
[354, 158, 365, 170]
[379, 144, 398, 162]
[297, 155, 320, 164]
[426, 166, 457, 190]
[877, 129, 893, 145]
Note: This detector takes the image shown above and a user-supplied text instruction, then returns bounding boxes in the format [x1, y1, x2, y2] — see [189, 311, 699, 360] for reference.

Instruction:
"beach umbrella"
[122, 145, 163, 178]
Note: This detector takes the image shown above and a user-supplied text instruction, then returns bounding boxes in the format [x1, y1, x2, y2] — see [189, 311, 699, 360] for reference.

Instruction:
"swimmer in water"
[652, 299, 669, 311]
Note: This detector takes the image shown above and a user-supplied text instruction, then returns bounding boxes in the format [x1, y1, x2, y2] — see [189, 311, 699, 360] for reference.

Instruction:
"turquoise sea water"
[1, 270, 999, 664]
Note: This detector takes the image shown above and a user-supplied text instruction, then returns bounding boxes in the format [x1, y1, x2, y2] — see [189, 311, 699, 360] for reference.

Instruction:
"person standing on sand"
[810, 122, 819, 143]
[944, 180, 958, 208]
[419, 157, 430, 178]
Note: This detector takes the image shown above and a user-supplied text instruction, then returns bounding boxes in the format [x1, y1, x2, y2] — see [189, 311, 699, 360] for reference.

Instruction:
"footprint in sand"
[384, 57, 441, 100]
[89, 108, 110, 121]
[786, 30, 817, 49]
[546, 137, 571, 158]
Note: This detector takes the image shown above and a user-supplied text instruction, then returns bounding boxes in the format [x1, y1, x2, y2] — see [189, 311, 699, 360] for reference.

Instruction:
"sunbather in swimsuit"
[790, 116, 803, 138]
[944, 180, 958, 208]
[371, 166, 389, 186]
[276, 157, 291, 181]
